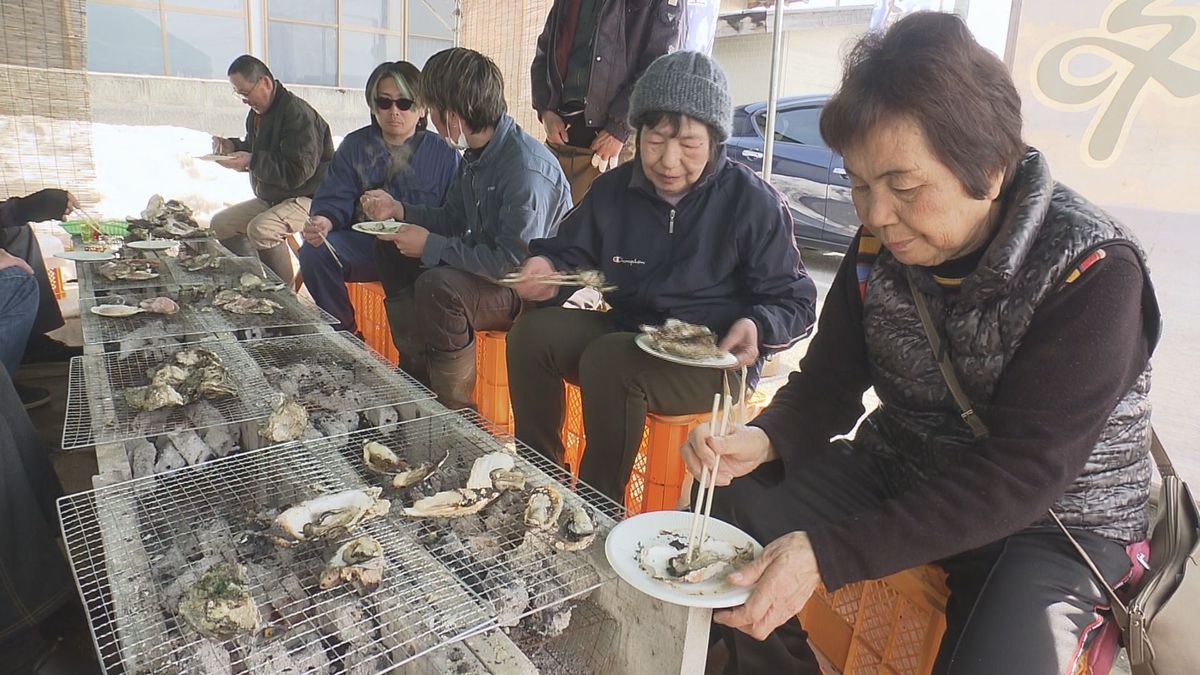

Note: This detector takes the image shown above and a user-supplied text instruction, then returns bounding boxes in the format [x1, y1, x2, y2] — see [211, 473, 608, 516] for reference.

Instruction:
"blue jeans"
[0, 266, 39, 377]
[296, 229, 379, 332]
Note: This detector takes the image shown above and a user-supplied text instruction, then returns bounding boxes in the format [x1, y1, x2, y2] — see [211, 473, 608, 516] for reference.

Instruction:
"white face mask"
[446, 115, 470, 151]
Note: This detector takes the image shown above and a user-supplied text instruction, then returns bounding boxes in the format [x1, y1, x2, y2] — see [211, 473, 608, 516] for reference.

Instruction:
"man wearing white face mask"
[366, 47, 572, 410]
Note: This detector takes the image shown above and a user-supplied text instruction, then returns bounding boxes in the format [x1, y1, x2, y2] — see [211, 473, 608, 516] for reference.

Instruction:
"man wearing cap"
[506, 51, 817, 502]
[532, 0, 681, 204]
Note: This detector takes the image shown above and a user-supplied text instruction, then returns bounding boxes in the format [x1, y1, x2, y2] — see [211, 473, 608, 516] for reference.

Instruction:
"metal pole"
[761, 0, 787, 182]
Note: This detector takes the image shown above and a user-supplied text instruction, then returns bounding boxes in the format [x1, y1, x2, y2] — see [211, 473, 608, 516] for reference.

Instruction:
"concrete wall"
[713, 22, 863, 105]
[89, 72, 372, 139]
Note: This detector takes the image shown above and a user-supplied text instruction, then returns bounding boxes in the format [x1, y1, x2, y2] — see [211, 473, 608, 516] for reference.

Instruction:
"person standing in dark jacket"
[507, 52, 817, 503]
[532, 0, 681, 204]
[362, 48, 572, 409]
[300, 61, 459, 334]
[210, 55, 335, 286]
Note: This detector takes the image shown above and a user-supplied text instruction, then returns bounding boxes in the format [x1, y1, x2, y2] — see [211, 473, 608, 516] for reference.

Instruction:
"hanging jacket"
[532, 0, 682, 142]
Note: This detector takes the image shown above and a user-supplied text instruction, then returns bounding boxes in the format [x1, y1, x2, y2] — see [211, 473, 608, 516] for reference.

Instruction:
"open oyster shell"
[270, 488, 391, 547]
[362, 440, 449, 489]
[638, 537, 755, 585]
[524, 486, 563, 531]
[404, 488, 501, 518]
[318, 535, 385, 595]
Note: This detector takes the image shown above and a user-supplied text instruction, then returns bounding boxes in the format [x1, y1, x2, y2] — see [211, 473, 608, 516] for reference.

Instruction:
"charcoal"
[153, 443, 187, 474]
[169, 430, 213, 466]
[128, 438, 157, 478]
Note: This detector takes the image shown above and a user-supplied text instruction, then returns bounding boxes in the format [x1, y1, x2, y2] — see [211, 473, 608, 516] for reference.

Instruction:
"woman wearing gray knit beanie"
[505, 51, 817, 506]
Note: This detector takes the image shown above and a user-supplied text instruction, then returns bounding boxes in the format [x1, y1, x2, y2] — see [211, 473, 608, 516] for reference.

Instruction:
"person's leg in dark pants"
[575, 332, 728, 503]
[296, 229, 378, 333]
[705, 441, 893, 674]
[375, 245, 430, 384]
[0, 225, 64, 338]
[933, 528, 1131, 675]
[413, 267, 522, 410]
[508, 307, 614, 466]
[0, 267, 39, 377]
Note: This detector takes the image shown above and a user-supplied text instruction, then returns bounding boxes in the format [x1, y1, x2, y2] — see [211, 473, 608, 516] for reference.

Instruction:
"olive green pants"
[507, 307, 732, 503]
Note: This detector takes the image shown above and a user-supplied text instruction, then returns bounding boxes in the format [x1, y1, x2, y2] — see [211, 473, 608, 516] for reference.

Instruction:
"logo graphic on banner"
[1033, 0, 1200, 166]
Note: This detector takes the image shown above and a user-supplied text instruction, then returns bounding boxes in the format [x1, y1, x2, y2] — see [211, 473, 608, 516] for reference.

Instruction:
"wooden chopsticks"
[686, 367, 752, 563]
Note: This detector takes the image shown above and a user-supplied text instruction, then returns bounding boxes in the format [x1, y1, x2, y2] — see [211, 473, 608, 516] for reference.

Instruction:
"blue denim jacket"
[404, 115, 572, 280]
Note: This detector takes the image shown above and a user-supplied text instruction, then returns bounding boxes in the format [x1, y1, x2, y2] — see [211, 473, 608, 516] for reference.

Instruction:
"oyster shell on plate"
[270, 488, 391, 547]
[177, 562, 261, 639]
[466, 451, 516, 490]
[638, 537, 755, 584]
[361, 441, 448, 489]
[553, 505, 596, 552]
[139, 296, 179, 314]
[403, 488, 501, 518]
[524, 486, 563, 531]
[640, 318, 724, 360]
[318, 536, 385, 595]
[260, 397, 307, 443]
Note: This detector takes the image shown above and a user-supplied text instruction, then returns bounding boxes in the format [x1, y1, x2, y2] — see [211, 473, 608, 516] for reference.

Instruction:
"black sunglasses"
[374, 97, 415, 111]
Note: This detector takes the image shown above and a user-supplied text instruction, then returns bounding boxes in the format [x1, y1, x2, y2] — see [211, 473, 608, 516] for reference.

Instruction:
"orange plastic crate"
[624, 412, 711, 515]
[50, 266, 66, 300]
[801, 566, 949, 675]
[346, 282, 399, 365]
[473, 330, 513, 433]
[562, 382, 585, 474]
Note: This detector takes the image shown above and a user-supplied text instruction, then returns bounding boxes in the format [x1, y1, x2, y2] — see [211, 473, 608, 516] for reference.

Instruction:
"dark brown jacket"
[227, 82, 335, 205]
[531, 0, 681, 142]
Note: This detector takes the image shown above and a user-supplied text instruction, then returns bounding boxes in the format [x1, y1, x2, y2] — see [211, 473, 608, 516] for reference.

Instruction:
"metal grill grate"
[301, 410, 623, 629]
[80, 287, 337, 345]
[176, 237, 237, 260]
[58, 411, 622, 674]
[162, 255, 285, 288]
[77, 250, 177, 297]
[58, 441, 497, 675]
[239, 332, 435, 429]
[63, 339, 276, 449]
[79, 289, 219, 346]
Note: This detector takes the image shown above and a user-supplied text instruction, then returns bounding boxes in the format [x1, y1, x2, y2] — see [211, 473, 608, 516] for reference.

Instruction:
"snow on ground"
[89, 123, 343, 224]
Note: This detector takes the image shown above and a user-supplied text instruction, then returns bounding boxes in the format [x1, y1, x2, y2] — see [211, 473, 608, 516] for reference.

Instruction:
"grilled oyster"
[362, 441, 448, 489]
[524, 486, 563, 531]
[183, 252, 218, 272]
[466, 451, 516, 490]
[318, 536, 385, 595]
[640, 318, 725, 360]
[124, 382, 185, 411]
[149, 363, 188, 387]
[195, 365, 237, 399]
[239, 273, 264, 290]
[270, 488, 391, 547]
[404, 488, 501, 518]
[638, 537, 755, 585]
[139, 296, 179, 314]
[260, 398, 307, 443]
[177, 563, 261, 639]
[553, 505, 596, 552]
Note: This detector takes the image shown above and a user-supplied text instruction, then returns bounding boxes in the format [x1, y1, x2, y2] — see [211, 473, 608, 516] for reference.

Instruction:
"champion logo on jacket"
[611, 256, 645, 265]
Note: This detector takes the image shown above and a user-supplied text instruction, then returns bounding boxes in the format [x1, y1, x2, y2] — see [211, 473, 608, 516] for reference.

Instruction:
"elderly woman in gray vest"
[682, 13, 1160, 674]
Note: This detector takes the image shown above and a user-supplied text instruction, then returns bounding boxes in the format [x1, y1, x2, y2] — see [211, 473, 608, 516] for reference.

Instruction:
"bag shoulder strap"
[905, 273, 990, 440]
[905, 270, 1144, 627]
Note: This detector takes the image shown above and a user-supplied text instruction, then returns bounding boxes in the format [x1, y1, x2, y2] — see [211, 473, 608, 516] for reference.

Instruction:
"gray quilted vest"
[854, 148, 1154, 545]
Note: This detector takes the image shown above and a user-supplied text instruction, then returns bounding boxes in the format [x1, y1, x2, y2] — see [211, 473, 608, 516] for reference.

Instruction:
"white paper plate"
[351, 221, 407, 236]
[90, 304, 144, 317]
[55, 250, 116, 262]
[196, 154, 234, 161]
[605, 510, 762, 609]
[126, 239, 179, 251]
[635, 334, 738, 369]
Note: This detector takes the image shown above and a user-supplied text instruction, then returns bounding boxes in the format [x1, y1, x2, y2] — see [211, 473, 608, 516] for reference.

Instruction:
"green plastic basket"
[60, 220, 128, 236]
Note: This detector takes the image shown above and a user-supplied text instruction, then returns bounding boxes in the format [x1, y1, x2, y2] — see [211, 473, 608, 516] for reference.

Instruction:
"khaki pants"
[547, 136, 637, 206]
[209, 197, 311, 251]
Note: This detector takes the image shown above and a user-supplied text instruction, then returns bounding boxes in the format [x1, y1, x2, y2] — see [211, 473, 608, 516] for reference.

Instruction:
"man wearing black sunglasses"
[210, 54, 335, 286]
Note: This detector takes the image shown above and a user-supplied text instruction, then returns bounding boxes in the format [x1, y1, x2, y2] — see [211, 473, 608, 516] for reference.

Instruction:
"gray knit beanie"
[629, 51, 733, 142]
